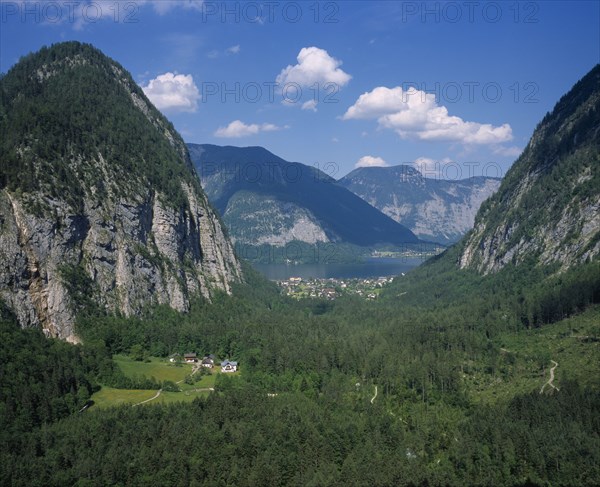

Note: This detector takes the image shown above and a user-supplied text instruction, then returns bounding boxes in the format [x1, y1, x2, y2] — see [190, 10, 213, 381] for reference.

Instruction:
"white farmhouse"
[221, 360, 238, 373]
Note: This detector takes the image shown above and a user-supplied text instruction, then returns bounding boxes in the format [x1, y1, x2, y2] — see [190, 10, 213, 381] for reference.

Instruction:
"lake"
[252, 257, 425, 280]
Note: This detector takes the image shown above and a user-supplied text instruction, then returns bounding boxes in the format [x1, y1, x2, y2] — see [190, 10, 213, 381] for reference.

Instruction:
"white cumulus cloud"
[355, 156, 389, 168]
[301, 100, 318, 112]
[343, 86, 513, 145]
[214, 120, 285, 138]
[226, 45, 241, 55]
[276, 47, 352, 88]
[141, 72, 201, 113]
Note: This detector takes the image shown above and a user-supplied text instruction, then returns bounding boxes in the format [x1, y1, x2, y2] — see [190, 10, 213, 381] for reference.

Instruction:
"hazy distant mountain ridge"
[459, 64, 600, 273]
[338, 165, 501, 244]
[188, 144, 420, 248]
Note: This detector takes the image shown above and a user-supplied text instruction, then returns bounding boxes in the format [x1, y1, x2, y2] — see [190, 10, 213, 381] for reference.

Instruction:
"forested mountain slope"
[459, 64, 600, 274]
[384, 64, 600, 330]
[0, 42, 242, 341]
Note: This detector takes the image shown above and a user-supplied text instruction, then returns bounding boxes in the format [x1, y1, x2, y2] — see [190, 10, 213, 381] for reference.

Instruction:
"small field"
[90, 356, 232, 409]
[465, 305, 600, 404]
[91, 387, 159, 408]
[113, 355, 193, 382]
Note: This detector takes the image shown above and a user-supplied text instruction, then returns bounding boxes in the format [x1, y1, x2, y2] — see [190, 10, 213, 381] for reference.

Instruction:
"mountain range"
[338, 166, 501, 244]
[1, 41, 597, 345]
[188, 144, 502, 250]
[188, 144, 420, 248]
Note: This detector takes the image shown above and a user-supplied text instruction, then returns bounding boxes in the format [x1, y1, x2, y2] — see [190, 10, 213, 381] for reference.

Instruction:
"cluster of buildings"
[171, 353, 238, 373]
[278, 276, 395, 300]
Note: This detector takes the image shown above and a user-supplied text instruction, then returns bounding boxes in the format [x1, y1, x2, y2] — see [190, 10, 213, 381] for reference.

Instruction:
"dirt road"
[540, 360, 559, 393]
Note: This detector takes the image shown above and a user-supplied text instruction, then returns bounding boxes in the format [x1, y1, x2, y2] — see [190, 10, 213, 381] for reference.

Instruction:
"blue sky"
[1, 0, 599, 178]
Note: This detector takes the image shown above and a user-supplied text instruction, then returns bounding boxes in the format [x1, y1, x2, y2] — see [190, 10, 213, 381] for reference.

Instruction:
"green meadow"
[91, 356, 223, 408]
[113, 355, 194, 382]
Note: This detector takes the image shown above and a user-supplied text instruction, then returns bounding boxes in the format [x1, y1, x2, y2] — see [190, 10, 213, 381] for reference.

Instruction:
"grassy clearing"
[179, 372, 217, 391]
[466, 305, 600, 404]
[113, 355, 193, 382]
[91, 387, 159, 408]
[90, 357, 226, 409]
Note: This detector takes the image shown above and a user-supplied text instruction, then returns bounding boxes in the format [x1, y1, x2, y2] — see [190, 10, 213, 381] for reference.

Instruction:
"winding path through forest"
[371, 385, 378, 404]
[540, 360, 560, 393]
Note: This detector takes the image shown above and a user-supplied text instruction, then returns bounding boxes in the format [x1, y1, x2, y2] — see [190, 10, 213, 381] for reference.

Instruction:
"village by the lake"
[277, 275, 398, 300]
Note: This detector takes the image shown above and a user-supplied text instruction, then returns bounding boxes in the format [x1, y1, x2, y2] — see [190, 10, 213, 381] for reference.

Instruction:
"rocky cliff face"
[0, 184, 240, 343]
[459, 64, 600, 274]
[0, 42, 242, 341]
[338, 166, 500, 244]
